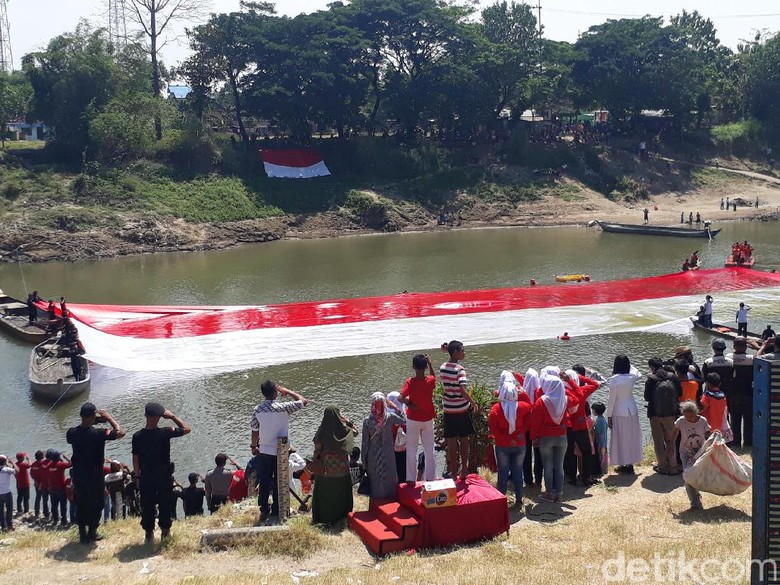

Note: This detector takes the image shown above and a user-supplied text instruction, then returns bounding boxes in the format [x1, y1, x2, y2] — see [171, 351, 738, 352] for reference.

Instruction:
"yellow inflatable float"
[555, 274, 591, 283]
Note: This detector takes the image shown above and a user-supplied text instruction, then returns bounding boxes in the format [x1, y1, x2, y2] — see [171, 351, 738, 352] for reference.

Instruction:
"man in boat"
[681, 259, 690, 272]
[60, 297, 68, 319]
[45, 300, 62, 334]
[727, 338, 754, 448]
[762, 325, 776, 341]
[690, 251, 699, 267]
[27, 290, 41, 325]
[66, 403, 125, 544]
[735, 302, 751, 338]
[703, 295, 714, 328]
[132, 403, 191, 543]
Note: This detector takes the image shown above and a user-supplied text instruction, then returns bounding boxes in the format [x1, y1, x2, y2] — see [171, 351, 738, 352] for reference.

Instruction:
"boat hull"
[689, 317, 762, 348]
[0, 293, 49, 343]
[725, 255, 755, 268]
[596, 220, 721, 238]
[29, 339, 91, 403]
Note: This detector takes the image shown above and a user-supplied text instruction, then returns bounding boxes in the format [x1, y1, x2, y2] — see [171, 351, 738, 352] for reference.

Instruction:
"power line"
[545, 7, 780, 19]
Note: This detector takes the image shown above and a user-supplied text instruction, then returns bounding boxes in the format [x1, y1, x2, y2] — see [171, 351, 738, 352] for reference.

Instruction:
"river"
[1, 222, 778, 479]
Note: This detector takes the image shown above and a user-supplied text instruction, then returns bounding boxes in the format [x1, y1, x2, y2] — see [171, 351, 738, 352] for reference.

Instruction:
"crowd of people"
[731, 241, 755, 265]
[1, 332, 778, 544]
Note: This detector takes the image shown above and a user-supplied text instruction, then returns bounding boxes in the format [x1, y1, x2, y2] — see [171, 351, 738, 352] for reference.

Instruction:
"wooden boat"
[689, 317, 762, 349]
[725, 255, 755, 268]
[29, 337, 90, 402]
[0, 289, 50, 343]
[555, 274, 590, 283]
[595, 220, 721, 238]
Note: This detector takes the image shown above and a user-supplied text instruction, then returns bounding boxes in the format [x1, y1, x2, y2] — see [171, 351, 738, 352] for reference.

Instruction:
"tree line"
[2, 0, 780, 161]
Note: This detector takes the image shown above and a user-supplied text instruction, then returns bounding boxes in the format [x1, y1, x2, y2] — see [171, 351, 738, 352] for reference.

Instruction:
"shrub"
[1, 182, 22, 200]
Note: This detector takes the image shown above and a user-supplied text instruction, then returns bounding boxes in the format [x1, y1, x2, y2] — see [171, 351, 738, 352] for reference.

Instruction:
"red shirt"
[46, 461, 71, 491]
[34, 460, 51, 490]
[401, 375, 436, 422]
[15, 461, 32, 489]
[530, 396, 569, 439]
[228, 469, 248, 502]
[568, 376, 600, 432]
[489, 402, 532, 447]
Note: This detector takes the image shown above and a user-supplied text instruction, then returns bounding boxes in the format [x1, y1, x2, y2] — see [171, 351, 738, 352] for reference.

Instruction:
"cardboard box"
[421, 479, 457, 508]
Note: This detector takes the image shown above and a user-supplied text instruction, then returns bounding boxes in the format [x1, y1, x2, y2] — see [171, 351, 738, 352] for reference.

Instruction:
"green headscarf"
[313, 406, 353, 454]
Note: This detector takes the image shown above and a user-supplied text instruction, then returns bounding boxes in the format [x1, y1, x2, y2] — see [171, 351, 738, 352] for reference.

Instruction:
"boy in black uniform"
[66, 402, 125, 544]
[132, 402, 190, 543]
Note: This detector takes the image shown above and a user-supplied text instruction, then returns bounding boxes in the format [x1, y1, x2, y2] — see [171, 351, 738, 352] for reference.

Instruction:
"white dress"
[606, 367, 644, 466]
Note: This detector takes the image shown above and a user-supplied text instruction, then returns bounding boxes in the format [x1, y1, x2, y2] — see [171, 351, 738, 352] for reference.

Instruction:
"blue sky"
[7, 0, 780, 70]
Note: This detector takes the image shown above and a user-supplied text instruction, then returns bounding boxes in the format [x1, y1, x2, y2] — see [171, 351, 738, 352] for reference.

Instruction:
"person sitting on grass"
[674, 401, 710, 510]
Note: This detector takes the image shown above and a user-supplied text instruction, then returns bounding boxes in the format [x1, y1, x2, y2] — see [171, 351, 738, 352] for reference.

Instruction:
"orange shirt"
[701, 393, 728, 433]
[680, 380, 699, 403]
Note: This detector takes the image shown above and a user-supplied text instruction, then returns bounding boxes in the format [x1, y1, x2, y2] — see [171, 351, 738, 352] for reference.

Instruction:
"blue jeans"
[494, 446, 526, 496]
[538, 435, 568, 496]
[257, 454, 278, 517]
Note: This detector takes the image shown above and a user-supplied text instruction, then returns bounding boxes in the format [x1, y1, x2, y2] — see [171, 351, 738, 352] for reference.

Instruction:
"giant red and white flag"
[260, 149, 331, 179]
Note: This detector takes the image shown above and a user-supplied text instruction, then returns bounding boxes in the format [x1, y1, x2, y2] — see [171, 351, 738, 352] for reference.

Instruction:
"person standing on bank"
[362, 392, 406, 500]
[440, 341, 479, 478]
[607, 355, 643, 475]
[249, 381, 308, 522]
[66, 402, 125, 544]
[132, 403, 190, 543]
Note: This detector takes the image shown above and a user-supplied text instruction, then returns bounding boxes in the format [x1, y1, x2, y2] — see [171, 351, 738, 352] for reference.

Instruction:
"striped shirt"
[249, 399, 305, 456]
[440, 362, 469, 413]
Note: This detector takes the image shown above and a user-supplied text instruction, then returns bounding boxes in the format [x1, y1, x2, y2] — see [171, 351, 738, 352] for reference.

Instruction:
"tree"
[125, 0, 209, 140]
[183, 3, 273, 143]
[745, 32, 780, 140]
[23, 22, 151, 159]
[0, 72, 32, 147]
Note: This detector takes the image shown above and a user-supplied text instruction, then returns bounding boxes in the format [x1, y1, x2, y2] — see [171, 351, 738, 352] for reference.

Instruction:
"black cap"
[144, 402, 165, 417]
[79, 402, 97, 417]
[711, 338, 727, 350]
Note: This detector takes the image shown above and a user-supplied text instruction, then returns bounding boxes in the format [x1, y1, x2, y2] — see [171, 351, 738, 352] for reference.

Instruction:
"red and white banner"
[260, 149, 331, 179]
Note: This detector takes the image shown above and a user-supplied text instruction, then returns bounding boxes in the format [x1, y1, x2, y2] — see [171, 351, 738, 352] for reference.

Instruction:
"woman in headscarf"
[386, 391, 408, 483]
[529, 373, 569, 503]
[362, 392, 405, 500]
[607, 355, 643, 475]
[311, 406, 358, 525]
[489, 371, 533, 496]
[522, 368, 543, 487]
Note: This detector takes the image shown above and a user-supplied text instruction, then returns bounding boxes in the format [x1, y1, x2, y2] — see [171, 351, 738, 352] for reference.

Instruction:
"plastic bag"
[682, 431, 752, 495]
[394, 426, 407, 452]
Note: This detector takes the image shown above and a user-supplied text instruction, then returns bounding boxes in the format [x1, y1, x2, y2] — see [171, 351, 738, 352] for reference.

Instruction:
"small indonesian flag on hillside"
[260, 149, 331, 179]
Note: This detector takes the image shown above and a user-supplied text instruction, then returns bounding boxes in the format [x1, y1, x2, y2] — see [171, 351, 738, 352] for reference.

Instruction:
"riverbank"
[2, 142, 780, 263]
[0, 459, 753, 585]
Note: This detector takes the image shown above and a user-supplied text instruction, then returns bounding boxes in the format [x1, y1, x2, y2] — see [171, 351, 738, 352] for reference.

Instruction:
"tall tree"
[125, 0, 209, 140]
[0, 71, 32, 147]
[183, 3, 273, 143]
[745, 32, 780, 139]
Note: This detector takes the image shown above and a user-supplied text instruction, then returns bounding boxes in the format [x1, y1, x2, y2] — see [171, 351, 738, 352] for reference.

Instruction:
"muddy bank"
[2, 172, 779, 264]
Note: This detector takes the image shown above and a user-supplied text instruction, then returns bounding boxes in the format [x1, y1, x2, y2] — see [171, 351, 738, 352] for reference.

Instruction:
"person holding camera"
[132, 403, 191, 543]
[66, 402, 125, 544]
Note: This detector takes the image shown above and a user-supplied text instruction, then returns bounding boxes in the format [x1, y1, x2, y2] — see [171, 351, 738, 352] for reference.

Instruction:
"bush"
[433, 382, 497, 474]
[1, 182, 22, 200]
[711, 119, 765, 155]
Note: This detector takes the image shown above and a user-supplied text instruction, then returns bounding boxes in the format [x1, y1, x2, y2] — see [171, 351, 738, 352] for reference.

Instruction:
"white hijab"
[540, 366, 561, 379]
[524, 368, 540, 401]
[498, 370, 519, 434]
[540, 375, 567, 425]
[386, 391, 406, 417]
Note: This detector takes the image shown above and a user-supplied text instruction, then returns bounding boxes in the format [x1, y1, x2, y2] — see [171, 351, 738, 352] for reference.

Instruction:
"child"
[700, 373, 733, 443]
[398, 354, 437, 483]
[674, 401, 710, 510]
[591, 402, 608, 476]
[349, 447, 364, 485]
[439, 341, 479, 478]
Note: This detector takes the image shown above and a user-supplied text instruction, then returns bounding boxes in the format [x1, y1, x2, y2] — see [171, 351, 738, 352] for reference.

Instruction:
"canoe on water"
[724, 255, 756, 268]
[29, 337, 91, 403]
[555, 274, 590, 283]
[0, 290, 50, 344]
[595, 221, 721, 238]
[688, 317, 763, 349]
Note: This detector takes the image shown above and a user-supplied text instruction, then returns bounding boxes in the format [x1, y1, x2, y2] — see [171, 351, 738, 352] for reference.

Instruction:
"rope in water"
[15, 248, 29, 297]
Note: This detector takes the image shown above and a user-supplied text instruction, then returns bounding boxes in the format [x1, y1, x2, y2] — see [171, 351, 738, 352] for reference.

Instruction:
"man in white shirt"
[249, 381, 307, 522]
[735, 302, 751, 337]
[703, 295, 714, 328]
[0, 455, 19, 531]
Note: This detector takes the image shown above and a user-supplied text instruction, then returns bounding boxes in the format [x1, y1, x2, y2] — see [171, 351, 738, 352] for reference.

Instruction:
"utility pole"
[108, 0, 128, 50]
[0, 0, 12, 73]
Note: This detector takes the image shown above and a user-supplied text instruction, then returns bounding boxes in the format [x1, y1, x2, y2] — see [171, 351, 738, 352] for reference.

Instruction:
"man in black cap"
[66, 402, 125, 544]
[132, 402, 190, 543]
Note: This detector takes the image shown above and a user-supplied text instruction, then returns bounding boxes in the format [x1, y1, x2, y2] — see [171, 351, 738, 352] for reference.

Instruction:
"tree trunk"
[368, 94, 381, 137]
[228, 71, 249, 143]
[150, 2, 163, 141]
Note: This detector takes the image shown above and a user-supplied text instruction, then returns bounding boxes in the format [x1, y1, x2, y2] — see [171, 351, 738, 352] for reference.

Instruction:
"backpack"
[653, 379, 679, 418]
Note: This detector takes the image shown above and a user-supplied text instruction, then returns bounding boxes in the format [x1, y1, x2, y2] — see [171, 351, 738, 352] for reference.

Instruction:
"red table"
[397, 475, 509, 548]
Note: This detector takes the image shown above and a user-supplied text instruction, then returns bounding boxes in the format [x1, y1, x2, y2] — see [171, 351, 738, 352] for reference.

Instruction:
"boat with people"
[29, 336, 91, 402]
[724, 255, 755, 268]
[689, 317, 762, 349]
[595, 220, 721, 238]
[0, 289, 50, 343]
[725, 241, 755, 267]
[555, 274, 590, 283]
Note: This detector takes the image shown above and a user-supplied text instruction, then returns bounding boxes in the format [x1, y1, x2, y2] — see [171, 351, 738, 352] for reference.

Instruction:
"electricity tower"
[0, 0, 12, 73]
[108, 0, 128, 50]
